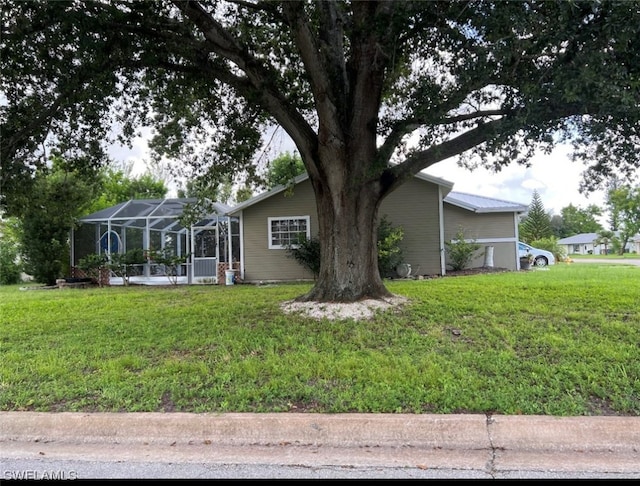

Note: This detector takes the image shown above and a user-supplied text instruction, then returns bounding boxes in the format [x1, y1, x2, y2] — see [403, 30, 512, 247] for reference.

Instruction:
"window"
[268, 216, 310, 249]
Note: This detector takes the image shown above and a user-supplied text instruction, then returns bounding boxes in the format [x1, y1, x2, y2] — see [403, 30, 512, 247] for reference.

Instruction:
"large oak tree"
[2, 1, 639, 302]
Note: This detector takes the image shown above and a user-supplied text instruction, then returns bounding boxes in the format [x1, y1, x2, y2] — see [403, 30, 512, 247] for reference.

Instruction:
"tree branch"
[170, 1, 319, 168]
[383, 99, 591, 195]
[281, 2, 335, 121]
[378, 109, 509, 166]
[385, 119, 508, 194]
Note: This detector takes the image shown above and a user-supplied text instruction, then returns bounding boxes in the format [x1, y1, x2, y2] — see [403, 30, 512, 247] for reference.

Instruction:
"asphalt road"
[4, 457, 639, 479]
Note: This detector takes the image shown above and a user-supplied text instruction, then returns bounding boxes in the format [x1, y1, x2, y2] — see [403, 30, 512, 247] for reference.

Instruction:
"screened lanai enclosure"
[71, 198, 240, 285]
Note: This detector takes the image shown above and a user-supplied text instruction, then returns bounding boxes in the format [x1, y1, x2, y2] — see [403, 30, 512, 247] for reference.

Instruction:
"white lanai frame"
[71, 198, 233, 285]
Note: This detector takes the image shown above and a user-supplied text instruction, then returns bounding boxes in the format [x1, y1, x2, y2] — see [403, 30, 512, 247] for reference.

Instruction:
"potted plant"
[520, 252, 533, 270]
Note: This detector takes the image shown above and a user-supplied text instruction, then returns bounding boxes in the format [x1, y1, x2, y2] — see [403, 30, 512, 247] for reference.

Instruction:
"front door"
[192, 227, 218, 283]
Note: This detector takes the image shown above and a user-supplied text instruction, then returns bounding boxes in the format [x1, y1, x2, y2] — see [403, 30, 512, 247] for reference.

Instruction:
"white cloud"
[108, 128, 153, 176]
[423, 144, 609, 217]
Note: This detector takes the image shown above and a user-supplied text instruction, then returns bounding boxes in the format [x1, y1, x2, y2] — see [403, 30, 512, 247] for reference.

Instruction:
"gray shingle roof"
[557, 233, 600, 244]
[558, 232, 640, 244]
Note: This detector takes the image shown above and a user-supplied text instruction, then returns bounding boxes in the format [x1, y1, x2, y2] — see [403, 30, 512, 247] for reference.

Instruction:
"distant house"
[558, 233, 601, 255]
[228, 173, 528, 283]
[558, 232, 640, 255]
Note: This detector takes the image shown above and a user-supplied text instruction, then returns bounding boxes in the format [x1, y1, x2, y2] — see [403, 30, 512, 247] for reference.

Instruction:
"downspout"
[238, 212, 245, 281]
[70, 227, 75, 273]
[438, 186, 446, 275]
[514, 212, 521, 270]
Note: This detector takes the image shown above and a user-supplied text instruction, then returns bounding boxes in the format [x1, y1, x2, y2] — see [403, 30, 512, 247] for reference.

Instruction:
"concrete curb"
[1, 412, 489, 448]
[2, 413, 639, 475]
[2, 412, 639, 452]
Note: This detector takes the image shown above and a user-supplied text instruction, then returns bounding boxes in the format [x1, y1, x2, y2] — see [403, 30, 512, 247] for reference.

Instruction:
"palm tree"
[594, 230, 615, 255]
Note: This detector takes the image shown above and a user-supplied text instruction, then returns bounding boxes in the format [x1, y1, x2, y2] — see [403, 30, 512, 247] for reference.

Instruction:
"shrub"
[286, 235, 321, 279]
[77, 253, 108, 286]
[286, 217, 405, 279]
[377, 216, 405, 277]
[530, 236, 566, 263]
[146, 248, 190, 285]
[445, 227, 482, 271]
[0, 243, 22, 285]
[107, 248, 147, 286]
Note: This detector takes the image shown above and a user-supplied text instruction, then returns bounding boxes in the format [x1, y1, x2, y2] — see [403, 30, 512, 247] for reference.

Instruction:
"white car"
[518, 242, 556, 267]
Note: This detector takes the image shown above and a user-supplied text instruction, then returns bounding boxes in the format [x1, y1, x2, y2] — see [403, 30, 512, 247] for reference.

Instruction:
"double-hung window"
[268, 216, 310, 249]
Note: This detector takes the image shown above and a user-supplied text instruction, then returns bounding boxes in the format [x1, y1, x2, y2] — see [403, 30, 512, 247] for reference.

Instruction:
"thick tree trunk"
[298, 177, 394, 303]
[293, 16, 393, 303]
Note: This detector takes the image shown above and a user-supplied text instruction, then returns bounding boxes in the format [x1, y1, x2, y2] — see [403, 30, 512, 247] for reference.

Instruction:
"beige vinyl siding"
[380, 178, 443, 276]
[241, 177, 446, 281]
[444, 204, 518, 270]
[238, 174, 521, 281]
[241, 180, 318, 282]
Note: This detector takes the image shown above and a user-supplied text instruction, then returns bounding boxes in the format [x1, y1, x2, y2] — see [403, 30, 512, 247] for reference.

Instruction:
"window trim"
[268, 216, 311, 249]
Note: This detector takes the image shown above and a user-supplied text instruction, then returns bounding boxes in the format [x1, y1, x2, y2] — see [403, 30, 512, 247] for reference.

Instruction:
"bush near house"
[377, 217, 405, 277]
[146, 248, 191, 285]
[0, 243, 22, 285]
[285, 235, 322, 279]
[530, 237, 566, 263]
[445, 227, 483, 271]
[77, 253, 108, 286]
[286, 217, 404, 279]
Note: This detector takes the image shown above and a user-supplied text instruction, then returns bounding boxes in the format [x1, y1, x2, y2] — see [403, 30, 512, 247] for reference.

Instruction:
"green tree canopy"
[86, 166, 168, 214]
[2, 1, 639, 302]
[19, 157, 101, 285]
[555, 204, 603, 238]
[264, 151, 306, 190]
[606, 184, 640, 255]
[0, 216, 22, 284]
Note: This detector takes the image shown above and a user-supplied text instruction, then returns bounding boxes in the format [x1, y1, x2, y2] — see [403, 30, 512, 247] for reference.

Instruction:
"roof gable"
[228, 171, 455, 215]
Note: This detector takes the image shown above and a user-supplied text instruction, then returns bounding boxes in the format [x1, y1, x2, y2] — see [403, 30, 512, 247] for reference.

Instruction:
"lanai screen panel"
[73, 198, 227, 268]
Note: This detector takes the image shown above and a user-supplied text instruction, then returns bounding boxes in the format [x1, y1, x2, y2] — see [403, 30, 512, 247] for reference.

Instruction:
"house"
[227, 173, 528, 283]
[558, 233, 602, 255]
[72, 173, 530, 285]
[558, 232, 640, 255]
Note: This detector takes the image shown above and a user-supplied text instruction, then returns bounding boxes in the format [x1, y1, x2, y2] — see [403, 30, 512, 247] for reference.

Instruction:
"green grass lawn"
[1, 263, 638, 416]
